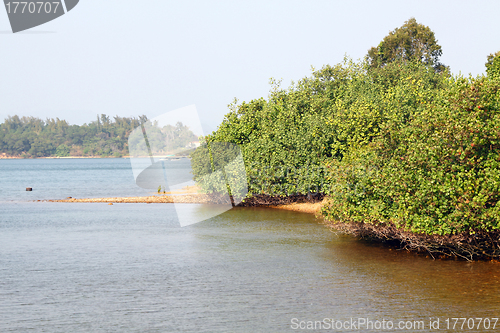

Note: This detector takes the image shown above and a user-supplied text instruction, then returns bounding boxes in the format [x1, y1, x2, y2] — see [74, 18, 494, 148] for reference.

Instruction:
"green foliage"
[190, 142, 247, 201]
[192, 47, 500, 236]
[486, 51, 500, 78]
[194, 58, 446, 200]
[0, 115, 143, 158]
[127, 121, 198, 156]
[367, 18, 445, 71]
[322, 76, 500, 235]
[55, 144, 70, 157]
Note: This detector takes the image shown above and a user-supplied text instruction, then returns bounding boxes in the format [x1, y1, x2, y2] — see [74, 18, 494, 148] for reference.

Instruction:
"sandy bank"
[49, 194, 325, 215]
[268, 201, 324, 215]
[50, 194, 215, 204]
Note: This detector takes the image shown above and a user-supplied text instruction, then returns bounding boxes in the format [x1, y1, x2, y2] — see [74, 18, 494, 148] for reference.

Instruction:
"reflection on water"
[1, 203, 499, 332]
[328, 236, 500, 318]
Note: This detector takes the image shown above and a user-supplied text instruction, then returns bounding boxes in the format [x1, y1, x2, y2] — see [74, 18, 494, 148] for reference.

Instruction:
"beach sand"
[51, 194, 325, 216]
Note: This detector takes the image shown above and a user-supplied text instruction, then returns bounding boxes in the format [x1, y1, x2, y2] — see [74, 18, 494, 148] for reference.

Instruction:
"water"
[0, 158, 150, 201]
[1, 159, 500, 332]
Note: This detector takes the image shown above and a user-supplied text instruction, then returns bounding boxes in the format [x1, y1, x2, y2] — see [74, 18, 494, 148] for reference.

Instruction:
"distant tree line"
[0, 114, 144, 157]
[128, 121, 199, 156]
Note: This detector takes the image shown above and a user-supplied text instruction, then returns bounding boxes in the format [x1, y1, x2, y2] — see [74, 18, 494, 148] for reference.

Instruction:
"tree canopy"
[486, 51, 500, 78]
[190, 45, 500, 249]
[367, 18, 445, 71]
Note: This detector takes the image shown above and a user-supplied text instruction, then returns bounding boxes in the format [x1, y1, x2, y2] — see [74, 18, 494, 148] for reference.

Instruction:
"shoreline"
[50, 194, 214, 204]
[0, 155, 130, 160]
[0, 155, 189, 160]
[49, 194, 325, 215]
[268, 201, 324, 215]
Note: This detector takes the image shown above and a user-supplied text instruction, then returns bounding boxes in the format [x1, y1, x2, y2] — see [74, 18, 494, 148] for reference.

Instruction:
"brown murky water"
[1, 203, 499, 332]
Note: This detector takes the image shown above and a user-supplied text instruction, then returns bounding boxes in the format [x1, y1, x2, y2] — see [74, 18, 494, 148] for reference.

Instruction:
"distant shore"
[0, 155, 191, 160]
[0, 155, 131, 160]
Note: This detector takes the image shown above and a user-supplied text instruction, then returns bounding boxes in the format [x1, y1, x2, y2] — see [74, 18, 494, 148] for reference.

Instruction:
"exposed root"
[326, 221, 500, 261]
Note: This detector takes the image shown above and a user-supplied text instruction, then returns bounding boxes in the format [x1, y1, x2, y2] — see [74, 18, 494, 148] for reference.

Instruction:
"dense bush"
[193, 55, 500, 242]
[195, 59, 448, 198]
[322, 75, 500, 236]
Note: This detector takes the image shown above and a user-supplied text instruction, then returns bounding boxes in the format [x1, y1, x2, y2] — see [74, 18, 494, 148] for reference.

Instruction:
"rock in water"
[26, 187, 33, 191]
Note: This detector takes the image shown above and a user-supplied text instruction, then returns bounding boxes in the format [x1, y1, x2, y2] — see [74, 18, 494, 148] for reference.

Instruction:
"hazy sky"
[1, 0, 499, 132]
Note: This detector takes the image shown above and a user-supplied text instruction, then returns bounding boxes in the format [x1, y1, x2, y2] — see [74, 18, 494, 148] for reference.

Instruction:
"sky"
[1, 0, 499, 133]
